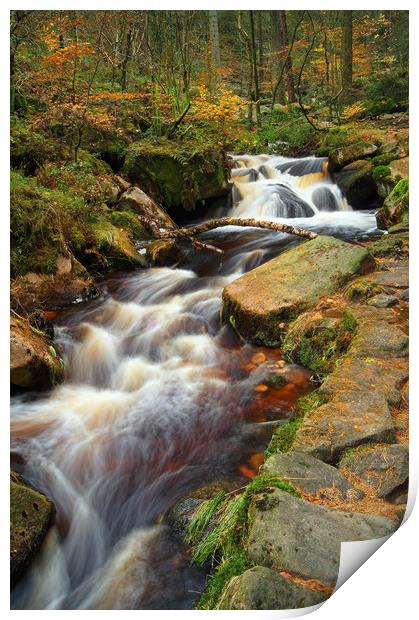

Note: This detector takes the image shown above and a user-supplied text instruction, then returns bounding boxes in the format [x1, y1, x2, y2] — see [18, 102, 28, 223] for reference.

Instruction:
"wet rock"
[367, 294, 398, 308]
[333, 160, 378, 209]
[400, 288, 409, 301]
[318, 356, 408, 406]
[293, 391, 396, 463]
[328, 142, 378, 172]
[10, 316, 64, 390]
[10, 472, 55, 587]
[118, 186, 176, 234]
[247, 489, 395, 586]
[261, 451, 359, 499]
[339, 444, 409, 499]
[221, 235, 374, 346]
[147, 237, 222, 269]
[349, 321, 408, 358]
[217, 566, 328, 610]
[11, 272, 96, 314]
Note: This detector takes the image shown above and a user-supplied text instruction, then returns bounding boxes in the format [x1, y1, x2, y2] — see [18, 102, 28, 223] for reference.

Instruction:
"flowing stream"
[11, 154, 380, 609]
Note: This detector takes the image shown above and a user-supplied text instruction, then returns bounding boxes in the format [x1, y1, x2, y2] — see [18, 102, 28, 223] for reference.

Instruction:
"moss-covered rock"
[328, 141, 378, 172]
[376, 178, 409, 230]
[282, 309, 357, 376]
[345, 278, 383, 301]
[10, 315, 64, 390]
[368, 232, 409, 258]
[221, 236, 374, 346]
[117, 186, 176, 234]
[123, 138, 230, 211]
[10, 171, 147, 279]
[332, 160, 379, 208]
[11, 472, 55, 587]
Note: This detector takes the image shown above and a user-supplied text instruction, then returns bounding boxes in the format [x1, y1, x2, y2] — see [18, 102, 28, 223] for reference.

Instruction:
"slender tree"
[341, 10, 353, 103]
[208, 10, 221, 89]
[278, 11, 296, 103]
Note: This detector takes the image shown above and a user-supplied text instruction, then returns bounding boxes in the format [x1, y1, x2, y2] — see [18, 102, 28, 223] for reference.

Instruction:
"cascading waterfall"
[10, 154, 379, 610]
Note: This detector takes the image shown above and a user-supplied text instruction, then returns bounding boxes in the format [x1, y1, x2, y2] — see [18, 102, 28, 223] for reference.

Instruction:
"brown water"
[10, 154, 381, 609]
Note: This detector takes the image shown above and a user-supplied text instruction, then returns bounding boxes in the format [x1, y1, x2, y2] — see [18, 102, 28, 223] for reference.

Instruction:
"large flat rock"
[221, 236, 374, 345]
[319, 356, 408, 405]
[247, 489, 396, 586]
[217, 566, 328, 610]
[261, 451, 358, 499]
[293, 391, 396, 463]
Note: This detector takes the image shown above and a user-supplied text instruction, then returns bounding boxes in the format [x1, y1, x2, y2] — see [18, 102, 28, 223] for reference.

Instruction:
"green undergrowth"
[187, 474, 299, 609]
[282, 308, 358, 377]
[265, 390, 330, 458]
[10, 170, 145, 277]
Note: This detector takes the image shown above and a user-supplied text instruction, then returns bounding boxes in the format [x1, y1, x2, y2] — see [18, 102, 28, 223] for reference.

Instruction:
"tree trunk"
[209, 10, 221, 89]
[257, 12, 265, 96]
[278, 11, 296, 103]
[120, 29, 133, 91]
[341, 11, 353, 103]
[249, 12, 261, 124]
[270, 11, 286, 104]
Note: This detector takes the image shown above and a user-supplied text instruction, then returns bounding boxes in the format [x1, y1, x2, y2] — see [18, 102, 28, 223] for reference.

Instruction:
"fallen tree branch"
[160, 218, 318, 240]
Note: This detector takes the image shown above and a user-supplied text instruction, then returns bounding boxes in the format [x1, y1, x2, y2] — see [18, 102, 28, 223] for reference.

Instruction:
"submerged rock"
[247, 489, 395, 587]
[221, 235, 374, 346]
[217, 566, 328, 610]
[339, 444, 409, 499]
[10, 316, 64, 390]
[328, 142, 378, 172]
[10, 472, 55, 587]
[333, 160, 379, 209]
[261, 451, 359, 499]
[147, 237, 222, 268]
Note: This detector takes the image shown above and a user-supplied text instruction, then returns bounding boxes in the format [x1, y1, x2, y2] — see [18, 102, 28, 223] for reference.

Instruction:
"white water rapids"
[11, 154, 380, 609]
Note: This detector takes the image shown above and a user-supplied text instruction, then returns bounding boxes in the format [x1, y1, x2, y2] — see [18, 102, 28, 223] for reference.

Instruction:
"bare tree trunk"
[249, 11, 261, 124]
[278, 11, 296, 103]
[257, 12, 265, 96]
[341, 11, 353, 103]
[120, 29, 133, 91]
[270, 11, 286, 104]
[209, 10, 221, 90]
[160, 218, 318, 240]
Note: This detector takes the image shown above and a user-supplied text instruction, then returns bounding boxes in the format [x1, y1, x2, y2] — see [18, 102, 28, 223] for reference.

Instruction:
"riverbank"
[175, 231, 408, 610]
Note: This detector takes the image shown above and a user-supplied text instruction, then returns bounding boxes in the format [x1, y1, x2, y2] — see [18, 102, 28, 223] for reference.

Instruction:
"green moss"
[10, 170, 147, 277]
[372, 165, 391, 182]
[282, 309, 358, 376]
[372, 152, 399, 167]
[123, 136, 229, 210]
[345, 279, 382, 301]
[110, 211, 151, 239]
[265, 390, 330, 457]
[196, 550, 251, 610]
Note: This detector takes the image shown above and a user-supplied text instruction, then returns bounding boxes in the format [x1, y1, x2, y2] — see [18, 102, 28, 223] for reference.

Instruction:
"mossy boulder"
[376, 178, 409, 230]
[368, 232, 409, 258]
[282, 309, 357, 376]
[11, 472, 55, 587]
[217, 566, 328, 610]
[10, 315, 64, 390]
[328, 141, 378, 172]
[221, 236, 374, 346]
[10, 171, 147, 279]
[332, 160, 379, 209]
[123, 138, 230, 211]
[117, 186, 176, 234]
